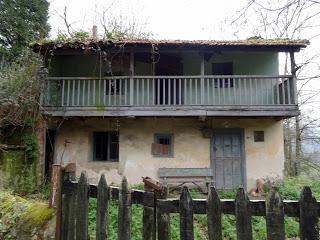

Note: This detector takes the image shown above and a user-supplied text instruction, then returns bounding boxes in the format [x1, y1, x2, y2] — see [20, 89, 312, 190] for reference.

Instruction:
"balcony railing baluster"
[44, 75, 296, 108]
[287, 77, 292, 104]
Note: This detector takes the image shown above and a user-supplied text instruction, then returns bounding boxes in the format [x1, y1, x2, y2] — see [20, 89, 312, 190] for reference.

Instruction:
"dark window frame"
[93, 131, 119, 162]
[153, 133, 174, 157]
[254, 131, 265, 142]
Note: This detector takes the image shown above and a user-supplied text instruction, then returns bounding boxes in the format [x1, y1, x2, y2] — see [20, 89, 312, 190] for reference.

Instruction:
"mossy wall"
[0, 131, 39, 194]
[1, 150, 26, 176]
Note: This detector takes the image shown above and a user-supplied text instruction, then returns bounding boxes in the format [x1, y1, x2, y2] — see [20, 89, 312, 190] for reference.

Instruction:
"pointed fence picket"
[59, 170, 319, 240]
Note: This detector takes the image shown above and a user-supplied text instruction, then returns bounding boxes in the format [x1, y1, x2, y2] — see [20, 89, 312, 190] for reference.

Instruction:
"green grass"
[87, 176, 320, 239]
[89, 199, 143, 240]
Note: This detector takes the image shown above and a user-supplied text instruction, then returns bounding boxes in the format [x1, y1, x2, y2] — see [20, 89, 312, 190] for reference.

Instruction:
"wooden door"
[211, 129, 245, 189]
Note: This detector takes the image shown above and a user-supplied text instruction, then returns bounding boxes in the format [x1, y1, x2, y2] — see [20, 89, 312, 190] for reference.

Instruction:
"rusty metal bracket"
[142, 176, 164, 192]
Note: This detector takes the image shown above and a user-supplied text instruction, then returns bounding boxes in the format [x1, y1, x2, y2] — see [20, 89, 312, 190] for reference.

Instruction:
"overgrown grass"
[87, 176, 319, 239]
[0, 191, 55, 239]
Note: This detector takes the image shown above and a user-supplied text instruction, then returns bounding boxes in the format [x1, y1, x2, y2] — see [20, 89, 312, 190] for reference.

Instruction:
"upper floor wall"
[48, 51, 279, 77]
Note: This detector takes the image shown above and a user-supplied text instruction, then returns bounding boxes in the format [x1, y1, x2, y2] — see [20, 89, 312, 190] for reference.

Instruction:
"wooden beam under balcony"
[42, 105, 298, 118]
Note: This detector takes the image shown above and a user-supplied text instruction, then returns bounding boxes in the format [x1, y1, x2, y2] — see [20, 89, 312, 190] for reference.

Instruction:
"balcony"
[41, 75, 298, 117]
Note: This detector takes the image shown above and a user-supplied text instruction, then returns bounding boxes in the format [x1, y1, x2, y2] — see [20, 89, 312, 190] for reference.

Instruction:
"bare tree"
[54, 2, 151, 40]
[229, 0, 320, 176]
[100, 7, 151, 39]
[55, 7, 74, 37]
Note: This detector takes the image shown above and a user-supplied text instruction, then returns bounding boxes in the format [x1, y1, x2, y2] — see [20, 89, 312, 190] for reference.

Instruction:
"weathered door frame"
[210, 128, 246, 189]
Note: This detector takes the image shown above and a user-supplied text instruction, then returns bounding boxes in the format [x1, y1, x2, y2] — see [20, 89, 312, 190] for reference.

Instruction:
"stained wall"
[53, 117, 284, 189]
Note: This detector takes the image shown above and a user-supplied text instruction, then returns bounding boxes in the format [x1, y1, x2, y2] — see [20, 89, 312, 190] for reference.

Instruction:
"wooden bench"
[158, 168, 214, 193]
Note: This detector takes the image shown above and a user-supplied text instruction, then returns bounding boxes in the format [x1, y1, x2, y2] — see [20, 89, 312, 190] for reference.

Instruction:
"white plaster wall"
[53, 117, 284, 189]
[209, 118, 284, 188]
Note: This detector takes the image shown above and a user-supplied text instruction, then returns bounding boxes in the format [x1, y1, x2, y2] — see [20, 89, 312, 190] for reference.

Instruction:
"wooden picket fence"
[58, 171, 320, 240]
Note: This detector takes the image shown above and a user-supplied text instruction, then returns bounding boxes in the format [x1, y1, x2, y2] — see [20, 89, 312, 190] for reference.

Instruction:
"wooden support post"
[290, 51, 298, 105]
[143, 186, 156, 240]
[118, 177, 131, 240]
[235, 188, 252, 240]
[299, 187, 319, 240]
[76, 172, 89, 240]
[51, 164, 62, 208]
[96, 174, 109, 240]
[200, 53, 205, 104]
[156, 187, 170, 240]
[266, 188, 285, 240]
[130, 52, 134, 106]
[180, 186, 194, 240]
[207, 186, 222, 240]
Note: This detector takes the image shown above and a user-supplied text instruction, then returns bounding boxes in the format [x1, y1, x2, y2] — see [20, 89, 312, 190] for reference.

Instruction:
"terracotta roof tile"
[31, 38, 310, 53]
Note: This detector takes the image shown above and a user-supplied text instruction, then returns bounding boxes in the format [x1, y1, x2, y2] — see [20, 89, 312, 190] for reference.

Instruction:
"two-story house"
[32, 38, 308, 189]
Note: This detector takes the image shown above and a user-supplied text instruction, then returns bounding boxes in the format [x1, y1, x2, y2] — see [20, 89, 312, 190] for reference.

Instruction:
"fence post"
[156, 187, 170, 240]
[96, 174, 109, 240]
[266, 188, 285, 240]
[143, 186, 156, 240]
[299, 186, 319, 240]
[76, 172, 89, 240]
[61, 172, 68, 240]
[52, 164, 62, 240]
[207, 186, 222, 240]
[180, 186, 194, 240]
[64, 164, 76, 240]
[118, 177, 131, 240]
[57, 165, 76, 240]
[61, 167, 76, 240]
[235, 188, 252, 240]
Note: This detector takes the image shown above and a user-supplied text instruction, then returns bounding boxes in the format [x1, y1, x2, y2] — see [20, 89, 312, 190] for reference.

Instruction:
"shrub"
[0, 192, 54, 239]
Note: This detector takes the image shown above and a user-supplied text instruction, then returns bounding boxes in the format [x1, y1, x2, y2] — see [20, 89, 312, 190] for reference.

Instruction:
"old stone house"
[32, 38, 308, 189]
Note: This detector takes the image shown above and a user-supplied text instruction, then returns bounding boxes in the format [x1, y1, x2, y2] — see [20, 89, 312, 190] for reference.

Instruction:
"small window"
[254, 131, 265, 142]
[93, 131, 119, 161]
[212, 62, 234, 88]
[152, 134, 173, 157]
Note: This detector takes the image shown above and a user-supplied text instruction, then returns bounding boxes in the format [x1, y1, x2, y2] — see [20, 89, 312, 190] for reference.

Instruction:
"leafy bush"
[0, 191, 54, 239]
[0, 51, 42, 130]
[279, 176, 320, 199]
[22, 132, 40, 164]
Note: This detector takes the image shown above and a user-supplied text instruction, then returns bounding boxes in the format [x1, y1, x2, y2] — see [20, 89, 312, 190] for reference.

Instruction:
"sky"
[48, 0, 245, 40]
